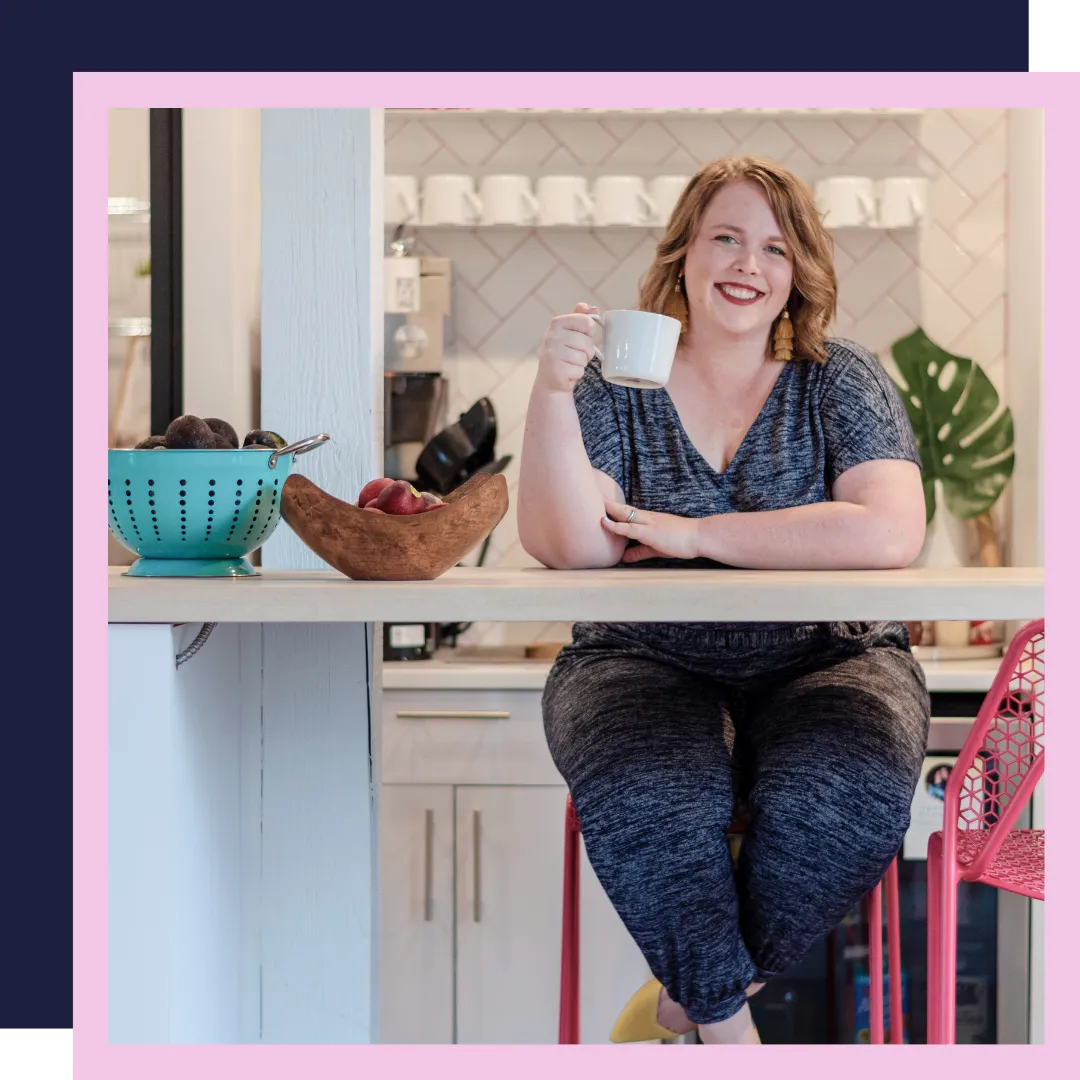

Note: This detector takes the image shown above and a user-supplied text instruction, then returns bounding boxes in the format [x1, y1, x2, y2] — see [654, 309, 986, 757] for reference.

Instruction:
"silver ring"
[625, 507, 638, 524]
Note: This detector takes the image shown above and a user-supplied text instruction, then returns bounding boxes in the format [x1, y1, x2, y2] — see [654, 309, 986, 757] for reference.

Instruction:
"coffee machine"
[382, 396, 512, 661]
[382, 242, 513, 660]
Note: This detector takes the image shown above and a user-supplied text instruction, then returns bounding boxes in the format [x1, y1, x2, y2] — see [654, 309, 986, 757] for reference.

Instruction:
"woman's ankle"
[656, 986, 697, 1035]
[698, 1002, 760, 1045]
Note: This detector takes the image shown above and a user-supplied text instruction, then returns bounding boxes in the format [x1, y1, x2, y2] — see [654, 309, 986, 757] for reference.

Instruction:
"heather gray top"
[573, 337, 922, 645]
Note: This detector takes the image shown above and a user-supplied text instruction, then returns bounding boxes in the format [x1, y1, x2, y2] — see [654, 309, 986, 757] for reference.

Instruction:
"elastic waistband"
[565, 620, 911, 681]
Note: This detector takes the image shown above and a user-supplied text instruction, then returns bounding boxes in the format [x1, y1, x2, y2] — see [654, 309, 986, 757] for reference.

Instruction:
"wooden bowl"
[279, 472, 509, 580]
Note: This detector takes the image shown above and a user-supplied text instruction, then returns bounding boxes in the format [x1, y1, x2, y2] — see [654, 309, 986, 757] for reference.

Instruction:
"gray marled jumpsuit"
[542, 339, 931, 1025]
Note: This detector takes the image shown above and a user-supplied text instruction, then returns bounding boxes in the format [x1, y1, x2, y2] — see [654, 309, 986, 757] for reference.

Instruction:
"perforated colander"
[108, 433, 329, 577]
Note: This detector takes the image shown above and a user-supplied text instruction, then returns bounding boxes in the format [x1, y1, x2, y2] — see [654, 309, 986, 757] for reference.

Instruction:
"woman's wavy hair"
[638, 157, 837, 362]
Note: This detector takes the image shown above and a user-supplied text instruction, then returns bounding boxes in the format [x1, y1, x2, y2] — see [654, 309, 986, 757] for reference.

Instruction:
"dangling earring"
[667, 272, 689, 333]
[773, 307, 794, 361]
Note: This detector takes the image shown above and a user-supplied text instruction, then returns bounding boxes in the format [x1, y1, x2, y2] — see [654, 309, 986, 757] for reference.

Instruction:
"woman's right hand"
[535, 302, 600, 395]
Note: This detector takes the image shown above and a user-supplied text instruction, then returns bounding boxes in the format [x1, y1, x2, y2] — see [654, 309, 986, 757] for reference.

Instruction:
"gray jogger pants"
[541, 621, 930, 1026]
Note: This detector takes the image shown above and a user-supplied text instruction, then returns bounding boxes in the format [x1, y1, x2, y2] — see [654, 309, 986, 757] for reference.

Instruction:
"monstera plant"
[888, 327, 1014, 527]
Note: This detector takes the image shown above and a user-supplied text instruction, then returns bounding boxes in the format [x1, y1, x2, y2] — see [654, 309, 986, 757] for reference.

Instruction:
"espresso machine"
[384, 243, 451, 483]
[382, 241, 512, 660]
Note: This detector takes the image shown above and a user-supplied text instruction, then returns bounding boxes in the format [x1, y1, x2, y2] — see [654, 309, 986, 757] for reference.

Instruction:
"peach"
[420, 491, 445, 511]
[359, 476, 395, 507]
[374, 479, 428, 515]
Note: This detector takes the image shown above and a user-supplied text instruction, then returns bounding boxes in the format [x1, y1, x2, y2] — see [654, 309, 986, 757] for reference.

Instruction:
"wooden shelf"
[387, 221, 918, 232]
[387, 108, 926, 120]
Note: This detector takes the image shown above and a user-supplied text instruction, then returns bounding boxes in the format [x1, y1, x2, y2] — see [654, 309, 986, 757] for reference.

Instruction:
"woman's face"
[681, 180, 794, 344]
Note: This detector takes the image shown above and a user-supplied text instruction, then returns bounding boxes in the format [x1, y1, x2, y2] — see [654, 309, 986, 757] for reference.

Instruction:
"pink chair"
[926, 618, 1044, 1044]
[559, 797, 904, 1044]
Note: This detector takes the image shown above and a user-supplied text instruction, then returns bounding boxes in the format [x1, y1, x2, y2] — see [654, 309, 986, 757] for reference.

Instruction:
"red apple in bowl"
[359, 476, 395, 507]
[374, 479, 428, 515]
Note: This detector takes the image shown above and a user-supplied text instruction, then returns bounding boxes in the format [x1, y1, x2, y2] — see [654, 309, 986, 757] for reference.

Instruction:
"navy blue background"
[62, 0, 1030, 73]
[4, 0, 1030, 1032]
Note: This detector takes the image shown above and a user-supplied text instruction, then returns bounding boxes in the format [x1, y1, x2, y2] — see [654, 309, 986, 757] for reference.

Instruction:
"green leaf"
[889, 327, 1014, 523]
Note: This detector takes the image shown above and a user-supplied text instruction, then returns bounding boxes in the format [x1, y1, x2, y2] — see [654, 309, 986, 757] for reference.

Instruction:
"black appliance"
[383, 396, 512, 662]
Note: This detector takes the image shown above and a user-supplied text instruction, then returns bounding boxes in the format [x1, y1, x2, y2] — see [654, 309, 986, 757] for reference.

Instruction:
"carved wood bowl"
[279, 471, 509, 580]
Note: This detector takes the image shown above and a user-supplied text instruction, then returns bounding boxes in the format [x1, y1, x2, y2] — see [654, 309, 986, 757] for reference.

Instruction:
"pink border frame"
[77, 73, 1074, 1079]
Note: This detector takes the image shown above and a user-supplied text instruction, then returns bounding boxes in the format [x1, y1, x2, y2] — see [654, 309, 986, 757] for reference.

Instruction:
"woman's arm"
[519, 387, 627, 569]
[517, 306, 628, 570]
[604, 459, 926, 570]
[698, 459, 926, 568]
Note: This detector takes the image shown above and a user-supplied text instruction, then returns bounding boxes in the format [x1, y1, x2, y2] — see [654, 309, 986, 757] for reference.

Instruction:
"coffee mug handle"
[586, 311, 605, 363]
[521, 190, 541, 224]
[575, 190, 595, 225]
[638, 190, 658, 225]
[858, 187, 876, 226]
[909, 185, 925, 222]
[464, 190, 484, 224]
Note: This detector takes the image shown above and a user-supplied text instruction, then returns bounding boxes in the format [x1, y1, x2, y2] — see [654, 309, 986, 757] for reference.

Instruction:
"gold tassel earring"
[773, 307, 794, 361]
[667, 272, 689, 333]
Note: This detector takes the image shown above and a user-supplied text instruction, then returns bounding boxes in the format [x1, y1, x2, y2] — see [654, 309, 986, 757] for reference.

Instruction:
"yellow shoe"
[609, 978, 681, 1043]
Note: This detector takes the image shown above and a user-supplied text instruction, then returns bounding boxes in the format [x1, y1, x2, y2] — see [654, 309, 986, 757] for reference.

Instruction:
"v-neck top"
[572, 336, 922, 646]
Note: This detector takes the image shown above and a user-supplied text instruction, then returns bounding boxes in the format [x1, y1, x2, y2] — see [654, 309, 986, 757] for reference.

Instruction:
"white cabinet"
[379, 784, 454, 1044]
[379, 689, 650, 1045]
[455, 785, 567, 1044]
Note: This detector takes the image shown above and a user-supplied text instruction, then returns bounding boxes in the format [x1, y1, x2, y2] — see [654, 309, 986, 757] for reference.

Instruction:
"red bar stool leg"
[886, 857, 903, 1044]
[869, 880, 884, 1044]
[559, 796, 581, 1044]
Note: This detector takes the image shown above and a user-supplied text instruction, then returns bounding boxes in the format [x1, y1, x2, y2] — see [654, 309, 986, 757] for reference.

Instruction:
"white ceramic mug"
[536, 175, 594, 225]
[814, 176, 877, 228]
[647, 175, 690, 227]
[421, 174, 483, 226]
[586, 309, 681, 389]
[876, 177, 929, 229]
[478, 174, 541, 225]
[593, 176, 657, 226]
[384, 175, 419, 225]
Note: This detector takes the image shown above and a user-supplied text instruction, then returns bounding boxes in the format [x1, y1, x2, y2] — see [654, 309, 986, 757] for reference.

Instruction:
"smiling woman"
[516, 155, 931, 1047]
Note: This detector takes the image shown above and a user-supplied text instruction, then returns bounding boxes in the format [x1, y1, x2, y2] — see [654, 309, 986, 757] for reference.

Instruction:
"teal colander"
[108, 432, 330, 577]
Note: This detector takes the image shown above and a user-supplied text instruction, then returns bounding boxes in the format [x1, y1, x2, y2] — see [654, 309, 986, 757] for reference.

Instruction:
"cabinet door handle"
[396, 710, 511, 720]
[473, 809, 482, 923]
[423, 808, 434, 923]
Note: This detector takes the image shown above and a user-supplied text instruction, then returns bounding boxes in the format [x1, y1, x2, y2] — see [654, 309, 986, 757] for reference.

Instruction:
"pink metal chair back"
[927, 618, 1045, 1044]
[941, 618, 1044, 892]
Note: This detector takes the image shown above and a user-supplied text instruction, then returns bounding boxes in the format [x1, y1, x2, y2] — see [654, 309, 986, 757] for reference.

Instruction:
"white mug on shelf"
[647, 175, 690, 226]
[420, 174, 483, 226]
[384, 175, 419, 225]
[586, 309, 681, 389]
[592, 176, 657, 226]
[875, 177, 929, 229]
[536, 175, 594, 225]
[478, 174, 541, 225]
[814, 176, 877, 228]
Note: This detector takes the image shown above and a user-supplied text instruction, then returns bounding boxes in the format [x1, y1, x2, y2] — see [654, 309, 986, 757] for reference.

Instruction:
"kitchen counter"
[381, 652, 1007, 693]
[108, 564, 1044, 624]
[106, 561, 1042, 1044]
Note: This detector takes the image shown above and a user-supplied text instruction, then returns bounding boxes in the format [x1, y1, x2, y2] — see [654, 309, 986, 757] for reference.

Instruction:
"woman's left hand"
[601, 501, 702, 563]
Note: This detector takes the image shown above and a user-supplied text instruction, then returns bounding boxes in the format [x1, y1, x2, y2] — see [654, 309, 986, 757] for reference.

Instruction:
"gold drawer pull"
[473, 809, 482, 923]
[395, 710, 511, 720]
[423, 809, 434, 923]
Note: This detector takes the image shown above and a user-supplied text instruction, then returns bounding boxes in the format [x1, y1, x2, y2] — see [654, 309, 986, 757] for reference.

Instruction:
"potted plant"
[887, 327, 1014, 649]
